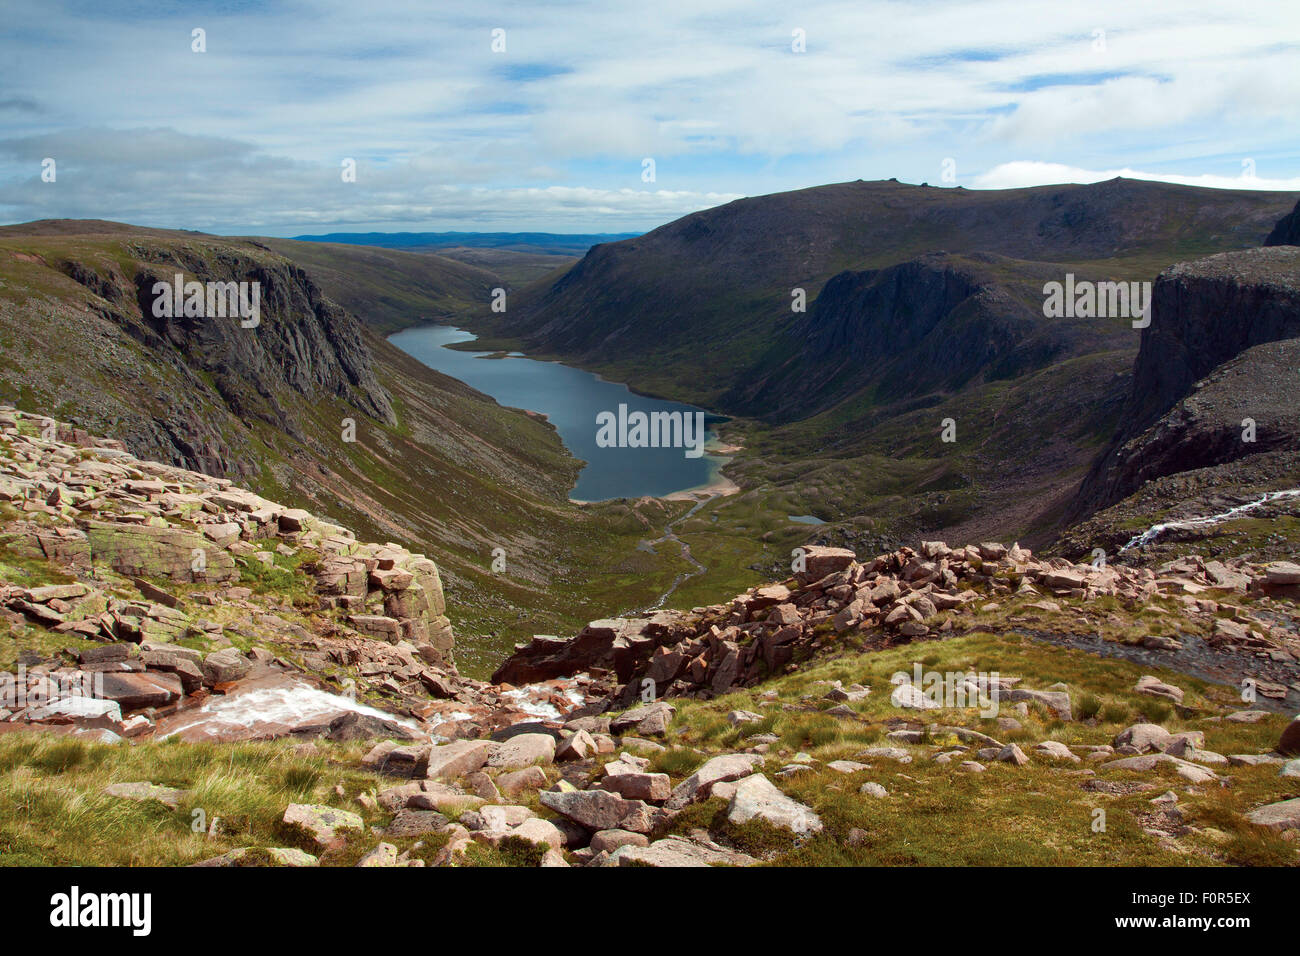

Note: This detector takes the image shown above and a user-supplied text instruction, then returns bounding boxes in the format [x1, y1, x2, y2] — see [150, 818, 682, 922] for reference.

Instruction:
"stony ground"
[1, 407, 1298, 866]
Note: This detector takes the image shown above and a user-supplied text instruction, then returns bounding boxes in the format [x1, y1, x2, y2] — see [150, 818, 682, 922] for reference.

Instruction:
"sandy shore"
[662, 472, 740, 501]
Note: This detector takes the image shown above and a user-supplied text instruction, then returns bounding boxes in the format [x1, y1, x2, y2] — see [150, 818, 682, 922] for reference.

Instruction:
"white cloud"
[0, 0, 1296, 231]
[973, 160, 1300, 191]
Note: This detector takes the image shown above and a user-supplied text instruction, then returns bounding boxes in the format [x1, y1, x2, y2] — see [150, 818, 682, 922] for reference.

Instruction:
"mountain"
[1060, 243, 1300, 559]
[483, 178, 1295, 410]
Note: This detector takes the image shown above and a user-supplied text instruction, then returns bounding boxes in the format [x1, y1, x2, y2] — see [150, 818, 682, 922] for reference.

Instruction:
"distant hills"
[291, 231, 641, 257]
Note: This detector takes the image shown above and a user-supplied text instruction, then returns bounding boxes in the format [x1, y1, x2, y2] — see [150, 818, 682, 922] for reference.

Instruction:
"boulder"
[96, 671, 183, 710]
[1034, 741, 1080, 762]
[726, 774, 823, 836]
[325, 711, 422, 743]
[995, 744, 1030, 766]
[1245, 797, 1300, 831]
[596, 771, 671, 803]
[355, 843, 399, 867]
[1134, 675, 1184, 705]
[425, 739, 497, 782]
[539, 788, 662, 834]
[604, 836, 756, 867]
[505, 817, 567, 851]
[798, 546, 856, 581]
[282, 804, 363, 849]
[1265, 561, 1300, 585]
[486, 733, 556, 770]
[103, 782, 192, 808]
[1113, 723, 1173, 753]
[666, 753, 763, 810]
[890, 683, 940, 710]
[200, 649, 251, 685]
[496, 766, 548, 796]
[383, 809, 449, 837]
[610, 701, 675, 737]
[556, 729, 596, 761]
[590, 829, 649, 854]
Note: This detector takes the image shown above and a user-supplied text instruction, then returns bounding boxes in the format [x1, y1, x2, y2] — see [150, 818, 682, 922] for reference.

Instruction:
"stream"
[638, 493, 720, 611]
[1119, 488, 1300, 552]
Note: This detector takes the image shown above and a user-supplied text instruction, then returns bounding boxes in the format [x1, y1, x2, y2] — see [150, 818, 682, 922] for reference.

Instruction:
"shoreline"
[394, 322, 746, 507]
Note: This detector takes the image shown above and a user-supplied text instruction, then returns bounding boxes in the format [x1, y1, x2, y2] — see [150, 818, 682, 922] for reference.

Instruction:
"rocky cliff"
[1069, 246, 1300, 521]
[17, 235, 395, 478]
[1265, 199, 1300, 246]
[723, 253, 1091, 422]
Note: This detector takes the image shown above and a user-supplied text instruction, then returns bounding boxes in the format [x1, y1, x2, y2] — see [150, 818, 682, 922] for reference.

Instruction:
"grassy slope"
[255, 237, 500, 335]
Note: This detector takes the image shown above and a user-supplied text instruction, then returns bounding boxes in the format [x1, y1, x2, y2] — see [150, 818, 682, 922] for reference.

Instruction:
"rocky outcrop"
[0, 406, 604, 745]
[492, 614, 697, 686]
[8, 234, 393, 480]
[494, 539, 1300, 708]
[1067, 338, 1300, 524]
[1070, 246, 1300, 520]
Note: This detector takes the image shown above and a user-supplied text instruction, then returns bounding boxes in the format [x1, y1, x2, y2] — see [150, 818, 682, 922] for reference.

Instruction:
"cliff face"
[1069, 246, 1300, 521]
[723, 253, 1073, 422]
[1265, 199, 1300, 246]
[1, 234, 392, 479]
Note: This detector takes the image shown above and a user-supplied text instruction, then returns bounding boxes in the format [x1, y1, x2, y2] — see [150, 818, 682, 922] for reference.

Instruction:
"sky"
[1, 0, 1297, 235]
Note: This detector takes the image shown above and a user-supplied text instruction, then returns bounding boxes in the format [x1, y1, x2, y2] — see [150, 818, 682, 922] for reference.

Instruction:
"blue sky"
[0, 0, 1297, 234]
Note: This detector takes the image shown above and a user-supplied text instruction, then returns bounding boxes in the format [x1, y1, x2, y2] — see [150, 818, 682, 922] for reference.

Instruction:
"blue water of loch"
[389, 325, 727, 501]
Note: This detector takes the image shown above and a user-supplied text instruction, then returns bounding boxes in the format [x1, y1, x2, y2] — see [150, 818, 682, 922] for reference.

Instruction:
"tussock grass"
[0, 733, 411, 866]
[650, 630, 1299, 867]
